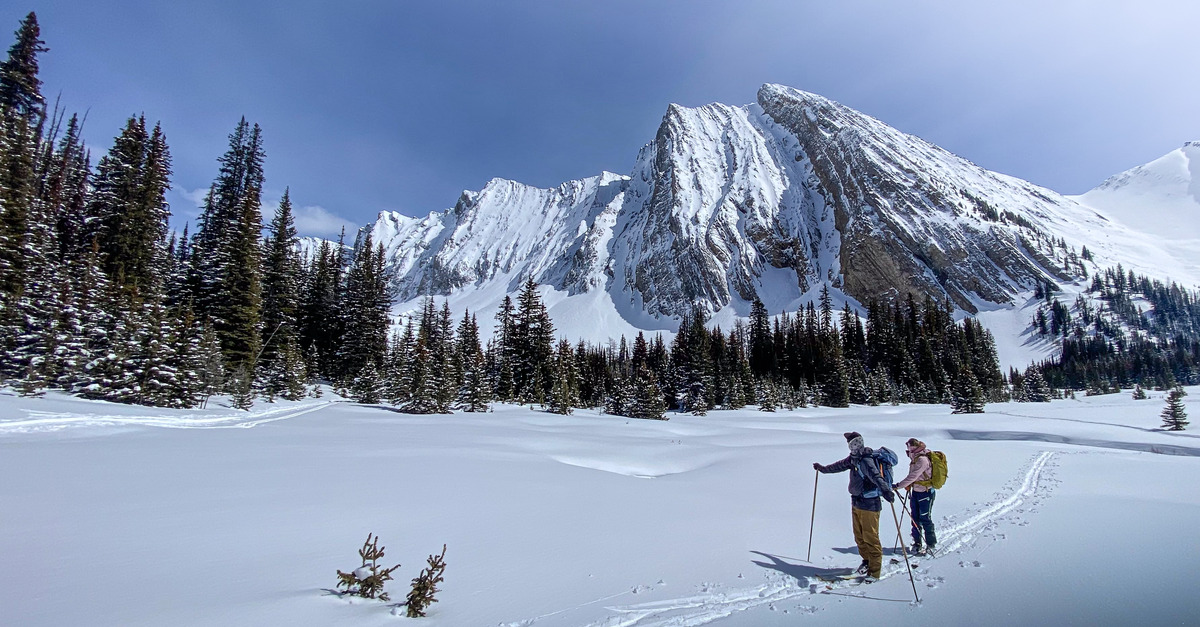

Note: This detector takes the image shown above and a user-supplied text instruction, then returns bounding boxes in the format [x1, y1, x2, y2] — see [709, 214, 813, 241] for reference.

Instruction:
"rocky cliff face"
[366, 83, 1152, 323]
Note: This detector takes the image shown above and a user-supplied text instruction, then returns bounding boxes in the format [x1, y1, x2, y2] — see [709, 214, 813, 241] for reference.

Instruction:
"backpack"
[916, 450, 948, 489]
[859, 446, 898, 498]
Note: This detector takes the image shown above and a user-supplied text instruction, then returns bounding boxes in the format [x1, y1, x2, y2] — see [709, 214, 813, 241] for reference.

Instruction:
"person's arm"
[894, 455, 931, 491]
[814, 455, 853, 473]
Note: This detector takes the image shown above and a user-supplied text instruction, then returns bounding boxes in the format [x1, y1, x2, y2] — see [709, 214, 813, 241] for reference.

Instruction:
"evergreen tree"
[0, 12, 45, 119]
[386, 320, 414, 406]
[337, 232, 389, 383]
[299, 238, 342, 379]
[950, 368, 986, 414]
[190, 118, 265, 373]
[431, 300, 456, 412]
[259, 188, 302, 392]
[196, 321, 225, 409]
[1161, 386, 1188, 431]
[491, 295, 516, 401]
[604, 372, 633, 416]
[1023, 366, 1052, 402]
[455, 312, 490, 412]
[631, 363, 666, 420]
[748, 298, 773, 377]
[757, 378, 778, 412]
[351, 359, 384, 404]
[513, 277, 554, 403]
[87, 116, 172, 297]
[230, 363, 255, 410]
[0, 13, 43, 320]
[547, 339, 578, 415]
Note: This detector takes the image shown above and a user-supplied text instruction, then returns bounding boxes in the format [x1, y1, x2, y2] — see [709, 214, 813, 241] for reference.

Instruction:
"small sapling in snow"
[336, 533, 401, 601]
[405, 544, 447, 617]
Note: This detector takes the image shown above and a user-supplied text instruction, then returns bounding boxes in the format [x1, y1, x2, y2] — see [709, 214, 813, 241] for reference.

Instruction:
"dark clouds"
[22, 0, 1200, 233]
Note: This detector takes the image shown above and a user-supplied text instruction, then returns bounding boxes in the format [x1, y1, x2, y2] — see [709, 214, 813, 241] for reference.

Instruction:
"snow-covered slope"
[1073, 141, 1200, 241]
[4, 390, 1199, 626]
[364, 85, 1199, 342]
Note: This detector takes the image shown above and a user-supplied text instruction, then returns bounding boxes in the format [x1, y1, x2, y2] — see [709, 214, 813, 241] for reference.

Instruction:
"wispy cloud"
[292, 204, 359, 240]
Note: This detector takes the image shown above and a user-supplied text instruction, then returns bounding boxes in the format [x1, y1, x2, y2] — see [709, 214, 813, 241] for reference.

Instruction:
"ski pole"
[888, 498, 920, 603]
[807, 469, 819, 562]
[894, 491, 910, 552]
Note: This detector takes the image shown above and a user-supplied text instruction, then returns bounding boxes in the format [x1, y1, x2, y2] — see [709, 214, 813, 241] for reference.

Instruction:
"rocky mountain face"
[364, 84, 1162, 324]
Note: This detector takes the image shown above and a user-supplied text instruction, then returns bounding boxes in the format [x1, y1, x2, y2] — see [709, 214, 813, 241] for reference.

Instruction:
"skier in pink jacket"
[893, 438, 937, 555]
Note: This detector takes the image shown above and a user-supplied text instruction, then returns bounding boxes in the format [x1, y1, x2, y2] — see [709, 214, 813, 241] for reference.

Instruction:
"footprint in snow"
[959, 560, 982, 568]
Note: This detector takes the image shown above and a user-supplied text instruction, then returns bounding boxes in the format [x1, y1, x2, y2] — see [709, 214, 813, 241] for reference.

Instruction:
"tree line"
[0, 12, 394, 408]
[0, 12, 1008, 416]
[1033, 264, 1200, 393]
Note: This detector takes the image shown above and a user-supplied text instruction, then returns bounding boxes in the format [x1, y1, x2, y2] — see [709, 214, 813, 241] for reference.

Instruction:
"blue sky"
[19, 0, 1200, 238]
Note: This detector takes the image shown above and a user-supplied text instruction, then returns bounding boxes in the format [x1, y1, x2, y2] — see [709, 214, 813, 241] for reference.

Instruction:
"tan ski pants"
[851, 506, 883, 577]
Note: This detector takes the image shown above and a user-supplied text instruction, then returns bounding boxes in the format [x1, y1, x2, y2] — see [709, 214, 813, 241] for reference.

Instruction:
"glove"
[883, 490, 895, 503]
[813, 463, 825, 472]
[892, 483, 900, 491]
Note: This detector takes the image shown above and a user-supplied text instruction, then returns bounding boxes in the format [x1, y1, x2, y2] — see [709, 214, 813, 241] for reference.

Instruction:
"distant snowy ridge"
[1073, 141, 1200, 242]
[355, 84, 1199, 342]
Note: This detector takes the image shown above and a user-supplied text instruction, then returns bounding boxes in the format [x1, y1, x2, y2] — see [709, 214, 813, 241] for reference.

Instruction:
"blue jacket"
[819, 448, 891, 512]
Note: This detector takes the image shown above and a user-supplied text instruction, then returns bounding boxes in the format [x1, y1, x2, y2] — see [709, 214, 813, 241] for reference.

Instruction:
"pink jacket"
[895, 446, 932, 492]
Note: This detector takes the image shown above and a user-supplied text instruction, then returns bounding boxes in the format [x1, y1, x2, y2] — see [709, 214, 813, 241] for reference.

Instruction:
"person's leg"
[853, 507, 883, 577]
[921, 489, 937, 549]
[909, 492, 923, 548]
[851, 506, 868, 571]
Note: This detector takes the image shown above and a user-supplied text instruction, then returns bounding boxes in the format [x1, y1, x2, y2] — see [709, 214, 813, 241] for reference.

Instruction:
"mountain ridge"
[348, 84, 1197, 343]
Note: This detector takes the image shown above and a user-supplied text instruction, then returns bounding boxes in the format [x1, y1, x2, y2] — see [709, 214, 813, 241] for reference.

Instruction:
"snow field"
[1, 388, 1197, 626]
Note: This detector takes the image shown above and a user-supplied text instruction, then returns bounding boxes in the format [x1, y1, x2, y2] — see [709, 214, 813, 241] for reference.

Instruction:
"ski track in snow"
[554, 451, 1057, 627]
[0, 401, 335, 434]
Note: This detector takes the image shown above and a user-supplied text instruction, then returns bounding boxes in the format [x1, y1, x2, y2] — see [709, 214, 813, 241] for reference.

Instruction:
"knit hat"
[844, 432, 862, 442]
[845, 432, 865, 453]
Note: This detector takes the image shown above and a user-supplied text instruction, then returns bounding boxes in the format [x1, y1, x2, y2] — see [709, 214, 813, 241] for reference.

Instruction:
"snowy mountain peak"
[1074, 142, 1200, 242]
[366, 84, 1198, 341]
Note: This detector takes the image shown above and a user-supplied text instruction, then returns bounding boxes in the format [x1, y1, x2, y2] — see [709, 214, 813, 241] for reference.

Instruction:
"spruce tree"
[0, 15, 44, 319]
[950, 368, 986, 414]
[547, 339, 578, 415]
[758, 378, 778, 412]
[605, 372, 633, 416]
[748, 298, 773, 377]
[351, 359, 384, 404]
[513, 277, 554, 403]
[1161, 386, 1188, 431]
[87, 115, 172, 297]
[190, 119, 265, 374]
[338, 232, 389, 383]
[0, 13, 45, 119]
[1023, 366, 1052, 402]
[455, 313, 490, 412]
[259, 188, 302, 393]
[632, 363, 666, 420]
[492, 296, 516, 401]
[230, 363, 255, 410]
[386, 319, 414, 406]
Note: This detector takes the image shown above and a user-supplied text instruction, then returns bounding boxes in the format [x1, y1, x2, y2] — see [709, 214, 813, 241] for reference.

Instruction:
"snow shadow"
[749, 551, 854, 582]
[945, 429, 1200, 457]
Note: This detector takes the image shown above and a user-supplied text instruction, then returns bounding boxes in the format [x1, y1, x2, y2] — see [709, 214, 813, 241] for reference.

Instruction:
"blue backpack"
[858, 446, 898, 498]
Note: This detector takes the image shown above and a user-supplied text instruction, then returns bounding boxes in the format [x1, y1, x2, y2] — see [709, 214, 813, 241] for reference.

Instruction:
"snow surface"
[3, 388, 1199, 626]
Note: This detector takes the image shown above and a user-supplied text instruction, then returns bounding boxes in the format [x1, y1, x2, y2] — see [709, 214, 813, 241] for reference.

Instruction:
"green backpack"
[917, 451, 948, 489]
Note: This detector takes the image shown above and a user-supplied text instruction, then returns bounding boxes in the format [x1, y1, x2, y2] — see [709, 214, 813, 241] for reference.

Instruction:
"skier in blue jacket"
[813, 431, 895, 580]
